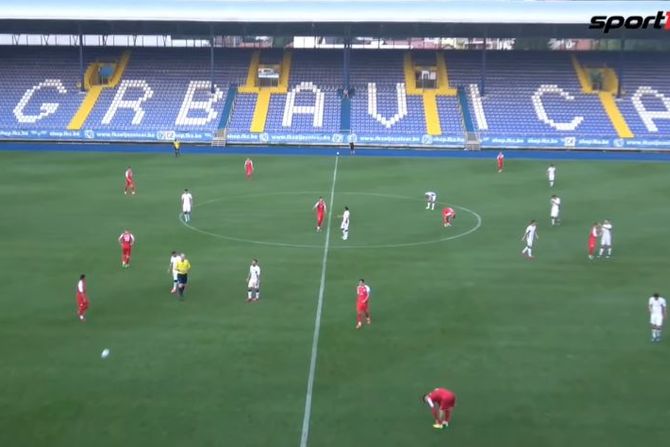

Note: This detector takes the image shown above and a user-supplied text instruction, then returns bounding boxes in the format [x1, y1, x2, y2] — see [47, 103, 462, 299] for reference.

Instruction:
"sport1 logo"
[590, 11, 670, 33]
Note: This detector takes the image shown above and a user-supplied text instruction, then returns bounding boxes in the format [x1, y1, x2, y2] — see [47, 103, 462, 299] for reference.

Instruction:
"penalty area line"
[299, 155, 339, 447]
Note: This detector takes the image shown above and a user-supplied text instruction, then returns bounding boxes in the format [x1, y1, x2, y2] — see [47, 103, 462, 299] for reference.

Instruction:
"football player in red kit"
[355, 279, 371, 329]
[118, 230, 135, 268]
[588, 222, 600, 260]
[497, 151, 504, 173]
[124, 166, 135, 195]
[422, 387, 457, 429]
[442, 207, 456, 227]
[244, 158, 254, 179]
[313, 197, 327, 231]
[76, 274, 89, 321]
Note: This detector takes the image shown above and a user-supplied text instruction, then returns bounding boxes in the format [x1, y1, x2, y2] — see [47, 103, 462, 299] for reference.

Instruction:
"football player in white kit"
[181, 188, 193, 223]
[550, 194, 561, 226]
[521, 220, 539, 259]
[339, 206, 350, 240]
[598, 219, 613, 258]
[168, 250, 180, 293]
[648, 293, 667, 342]
[425, 192, 437, 210]
[546, 164, 556, 187]
[247, 259, 261, 302]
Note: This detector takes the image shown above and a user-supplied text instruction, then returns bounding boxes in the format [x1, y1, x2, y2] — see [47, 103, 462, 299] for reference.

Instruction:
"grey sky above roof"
[0, 1, 666, 24]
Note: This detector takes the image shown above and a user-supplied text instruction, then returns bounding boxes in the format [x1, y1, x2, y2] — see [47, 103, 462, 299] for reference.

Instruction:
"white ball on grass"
[336, 151, 340, 155]
[101, 348, 110, 359]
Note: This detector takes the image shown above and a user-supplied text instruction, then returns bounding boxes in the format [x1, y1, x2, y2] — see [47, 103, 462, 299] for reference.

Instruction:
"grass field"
[1, 150, 669, 447]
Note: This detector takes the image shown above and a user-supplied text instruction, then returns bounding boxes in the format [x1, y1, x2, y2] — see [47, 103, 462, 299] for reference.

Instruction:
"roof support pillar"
[480, 34, 487, 97]
[616, 37, 625, 99]
[210, 26, 215, 93]
[78, 26, 85, 92]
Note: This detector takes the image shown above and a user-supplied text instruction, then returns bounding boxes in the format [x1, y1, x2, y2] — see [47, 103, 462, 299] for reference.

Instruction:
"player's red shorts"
[122, 244, 132, 255]
[497, 160, 504, 169]
[357, 302, 368, 313]
[126, 179, 134, 186]
[588, 237, 596, 251]
[77, 293, 89, 311]
[317, 212, 324, 225]
[245, 167, 253, 176]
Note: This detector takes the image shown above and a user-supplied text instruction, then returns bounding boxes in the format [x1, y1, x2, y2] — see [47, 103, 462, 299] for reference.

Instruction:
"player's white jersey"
[547, 166, 556, 180]
[341, 210, 350, 229]
[524, 224, 537, 246]
[170, 255, 180, 279]
[550, 197, 561, 217]
[649, 296, 667, 315]
[425, 192, 437, 202]
[600, 222, 612, 245]
[181, 192, 193, 212]
[248, 264, 261, 288]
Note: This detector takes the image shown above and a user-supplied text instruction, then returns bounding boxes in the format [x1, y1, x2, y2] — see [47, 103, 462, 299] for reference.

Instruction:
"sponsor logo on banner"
[589, 11, 670, 34]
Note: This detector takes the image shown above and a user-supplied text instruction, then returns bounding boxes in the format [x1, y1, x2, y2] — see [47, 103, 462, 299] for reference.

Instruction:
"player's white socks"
[522, 246, 533, 257]
[247, 290, 252, 300]
[549, 181, 554, 187]
[342, 230, 349, 240]
[431, 203, 435, 210]
[255, 290, 260, 300]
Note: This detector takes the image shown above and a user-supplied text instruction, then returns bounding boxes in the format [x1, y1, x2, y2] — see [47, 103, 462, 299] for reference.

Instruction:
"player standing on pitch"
[118, 230, 135, 268]
[313, 197, 327, 231]
[355, 279, 371, 329]
[175, 253, 191, 299]
[649, 293, 667, 343]
[181, 189, 193, 223]
[124, 166, 135, 195]
[75, 274, 89, 321]
[247, 259, 261, 302]
[598, 219, 613, 258]
[497, 151, 504, 173]
[339, 206, 350, 240]
[550, 194, 561, 226]
[588, 222, 600, 260]
[168, 250, 180, 293]
[442, 207, 456, 227]
[244, 158, 254, 180]
[425, 192, 437, 210]
[521, 220, 538, 259]
[546, 163, 556, 188]
[422, 387, 457, 429]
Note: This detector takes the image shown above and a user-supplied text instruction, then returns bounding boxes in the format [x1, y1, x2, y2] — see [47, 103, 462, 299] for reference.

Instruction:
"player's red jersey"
[356, 284, 370, 311]
[497, 152, 504, 171]
[76, 278, 89, 318]
[118, 232, 135, 248]
[315, 201, 326, 215]
[428, 388, 456, 410]
[442, 207, 455, 217]
[244, 159, 254, 177]
[125, 168, 134, 182]
[588, 226, 598, 255]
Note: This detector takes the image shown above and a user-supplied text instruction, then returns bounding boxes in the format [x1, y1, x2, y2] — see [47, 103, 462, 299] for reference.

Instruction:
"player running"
[244, 158, 254, 179]
[598, 219, 613, 258]
[422, 387, 457, 429]
[313, 196, 327, 231]
[425, 192, 437, 210]
[75, 274, 89, 321]
[442, 207, 456, 227]
[118, 230, 135, 268]
[588, 222, 600, 260]
[649, 293, 667, 343]
[124, 166, 135, 195]
[546, 163, 556, 187]
[168, 250, 180, 293]
[355, 279, 371, 329]
[339, 206, 350, 240]
[497, 151, 504, 173]
[181, 188, 193, 223]
[550, 194, 561, 226]
[247, 259, 261, 302]
[175, 253, 191, 299]
[521, 220, 539, 259]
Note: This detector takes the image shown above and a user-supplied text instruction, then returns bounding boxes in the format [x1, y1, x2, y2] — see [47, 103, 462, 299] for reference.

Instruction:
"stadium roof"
[0, 0, 668, 39]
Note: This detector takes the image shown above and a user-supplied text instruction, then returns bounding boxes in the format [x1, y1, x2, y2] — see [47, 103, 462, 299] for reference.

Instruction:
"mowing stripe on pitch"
[299, 155, 339, 447]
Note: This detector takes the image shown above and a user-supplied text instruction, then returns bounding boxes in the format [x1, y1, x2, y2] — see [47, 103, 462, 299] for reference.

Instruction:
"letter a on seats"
[632, 86, 670, 132]
[282, 82, 325, 128]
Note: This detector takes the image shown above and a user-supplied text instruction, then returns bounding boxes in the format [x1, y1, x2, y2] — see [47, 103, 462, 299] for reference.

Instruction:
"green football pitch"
[1, 151, 669, 447]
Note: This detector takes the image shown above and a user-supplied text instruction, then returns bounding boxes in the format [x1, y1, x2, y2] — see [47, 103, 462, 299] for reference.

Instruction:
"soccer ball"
[336, 151, 340, 156]
[101, 348, 110, 359]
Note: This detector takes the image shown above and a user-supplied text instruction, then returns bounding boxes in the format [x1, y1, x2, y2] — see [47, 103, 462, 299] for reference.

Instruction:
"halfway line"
[299, 155, 339, 447]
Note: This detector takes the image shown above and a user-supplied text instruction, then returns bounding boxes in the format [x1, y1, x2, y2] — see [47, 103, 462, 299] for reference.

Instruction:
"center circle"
[179, 191, 482, 249]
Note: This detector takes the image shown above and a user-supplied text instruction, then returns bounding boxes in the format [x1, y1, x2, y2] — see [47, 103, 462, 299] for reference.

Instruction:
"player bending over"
[181, 188, 193, 223]
[247, 259, 261, 302]
[442, 207, 456, 227]
[550, 194, 561, 226]
[521, 220, 538, 259]
[124, 166, 135, 195]
[355, 279, 371, 329]
[588, 222, 600, 260]
[339, 206, 350, 240]
[497, 151, 504, 173]
[313, 196, 327, 231]
[546, 163, 556, 188]
[168, 250, 180, 293]
[118, 230, 135, 268]
[425, 192, 437, 210]
[598, 219, 613, 258]
[75, 274, 89, 321]
[649, 293, 667, 343]
[422, 388, 457, 429]
[244, 158, 254, 179]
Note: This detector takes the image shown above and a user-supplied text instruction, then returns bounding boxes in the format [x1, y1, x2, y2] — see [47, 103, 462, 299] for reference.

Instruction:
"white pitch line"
[299, 155, 339, 447]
